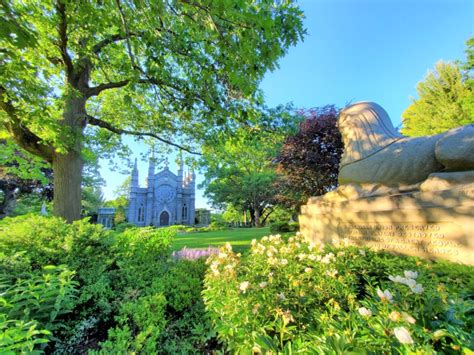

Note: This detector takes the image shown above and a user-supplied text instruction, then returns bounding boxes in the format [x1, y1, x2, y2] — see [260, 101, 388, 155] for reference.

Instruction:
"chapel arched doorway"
[159, 211, 170, 226]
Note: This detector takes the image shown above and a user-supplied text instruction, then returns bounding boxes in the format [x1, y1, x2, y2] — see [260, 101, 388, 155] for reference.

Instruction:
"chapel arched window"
[138, 203, 145, 222]
[182, 204, 188, 220]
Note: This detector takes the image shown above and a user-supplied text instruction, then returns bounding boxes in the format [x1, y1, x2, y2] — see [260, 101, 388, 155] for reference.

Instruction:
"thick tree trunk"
[53, 92, 86, 222]
[254, 208, 261, 228]
[53, 150, 83, 222]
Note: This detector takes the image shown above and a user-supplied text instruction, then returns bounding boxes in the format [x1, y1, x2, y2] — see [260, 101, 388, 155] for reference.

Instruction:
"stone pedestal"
[299, 183, 474, 265]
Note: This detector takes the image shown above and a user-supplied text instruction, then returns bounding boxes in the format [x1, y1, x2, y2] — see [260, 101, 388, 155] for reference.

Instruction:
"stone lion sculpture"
[337, 102, 474, 189]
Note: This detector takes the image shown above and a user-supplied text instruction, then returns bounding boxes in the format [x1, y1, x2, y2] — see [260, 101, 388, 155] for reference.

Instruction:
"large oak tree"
[0, 0, 304, 221]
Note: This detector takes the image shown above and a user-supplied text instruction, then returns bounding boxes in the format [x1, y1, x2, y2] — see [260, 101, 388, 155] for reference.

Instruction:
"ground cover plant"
[0, 215, 218, 353]
[203, 234, 474, 353]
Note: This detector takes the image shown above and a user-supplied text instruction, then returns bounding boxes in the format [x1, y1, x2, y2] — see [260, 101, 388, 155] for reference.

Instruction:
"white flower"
[308, 242, 315, 251]
[280, 259, 288, 266]
[262, 236, 269, 242]
[268, 258, 277, 266]
[389, 274, 415, 286]
[224, 242, 232, 252]
[388, 275, 405, 283]
[239, 281, 250, 293]
[388, 311, 401, 322]
[218, 252, 228, 258]
[358, 307, 372, 317]
[404, 270, 418, 279]
[326, 269, 338, 277]
[296, 231, 301, 236]
[269, 235, 282, 243]
[252, 345, 262, 354]
[304, 267, 312, 273]
[308, 254, 318, 261]
[403, 278, 417, 288]
[359, 249, 366, 256]
[210, 262, 220, 276]
[254, 244, 265, 254]
[259, 281, 267, 288]
[389, 274, 422, 293]
[297, 253, 307, 260]
[394, 327, 414, 344]
[377, 288, 393, 302]
[282, 310, 294, 325]
[277, 292, 286, 301]
[280, 247, 290, 254]
[402, 312, 416, 324]
[251, 239, 257, 247]
[321, 253, 334, 264]
[410, 283, 424, 294]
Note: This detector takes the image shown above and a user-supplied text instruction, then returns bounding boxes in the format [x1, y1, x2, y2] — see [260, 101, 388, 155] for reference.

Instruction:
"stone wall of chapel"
[128, 165, 195, 227]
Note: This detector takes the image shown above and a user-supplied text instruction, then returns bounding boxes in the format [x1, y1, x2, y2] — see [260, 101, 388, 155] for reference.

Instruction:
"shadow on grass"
[171, 227, 271, 251]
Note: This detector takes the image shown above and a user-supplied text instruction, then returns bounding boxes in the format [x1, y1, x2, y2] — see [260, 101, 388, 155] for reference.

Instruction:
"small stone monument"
[40, 202, 48, 216]
[299, 102, 474, 265]
[97, 207, 116, 229]
[195, 208, 211, 226]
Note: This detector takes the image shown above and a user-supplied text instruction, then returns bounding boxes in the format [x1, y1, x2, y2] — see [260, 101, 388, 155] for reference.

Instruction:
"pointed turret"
[189, 167, 196, 226]
[131, 158, 139, 189]
[177, 151, 184, 186]
[128, 158, 139, 223]
[145, 155, 154, 225]
[146, 156, 155, 188]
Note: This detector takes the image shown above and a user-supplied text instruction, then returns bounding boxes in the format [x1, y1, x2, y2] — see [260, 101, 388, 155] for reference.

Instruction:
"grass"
[172, 227, 271, 253]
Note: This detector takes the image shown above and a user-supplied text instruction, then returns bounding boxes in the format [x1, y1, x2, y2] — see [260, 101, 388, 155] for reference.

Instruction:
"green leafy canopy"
[1, 0, 306, 156]
[1, 0, 305, 220]
[402, 38, 474, 137]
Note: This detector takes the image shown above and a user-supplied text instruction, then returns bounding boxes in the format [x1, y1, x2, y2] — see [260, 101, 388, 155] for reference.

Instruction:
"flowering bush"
[203, 234, 473, 353]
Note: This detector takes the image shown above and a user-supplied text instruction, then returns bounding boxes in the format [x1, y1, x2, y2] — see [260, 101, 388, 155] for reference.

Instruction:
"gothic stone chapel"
[127, 157, 196, 227]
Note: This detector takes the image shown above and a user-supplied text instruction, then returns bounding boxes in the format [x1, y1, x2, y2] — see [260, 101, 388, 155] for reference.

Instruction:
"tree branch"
[261, 207, 274, 225]
[85, 115, 201, 155]
[86, 77, 204, 104]
[114, 0, 137, 68]
[92, 32, 142, 54]
[55, 0, 74, 80]
[86, 79, 130, 96]
[0, 86, 54, 162]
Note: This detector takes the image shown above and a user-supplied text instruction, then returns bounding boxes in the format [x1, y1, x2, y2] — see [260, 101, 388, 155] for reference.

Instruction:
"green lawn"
[172, 227, 271, 253]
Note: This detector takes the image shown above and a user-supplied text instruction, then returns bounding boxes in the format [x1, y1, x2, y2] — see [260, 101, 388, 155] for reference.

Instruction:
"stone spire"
[177, 151, 184, 186]
[128, 158, 139, 224]
[131, 158, 139, 189]
[147, 155, 155, 188]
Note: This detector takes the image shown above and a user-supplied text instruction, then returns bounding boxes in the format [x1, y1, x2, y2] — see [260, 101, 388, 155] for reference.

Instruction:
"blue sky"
[99, 0, 473, 208]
